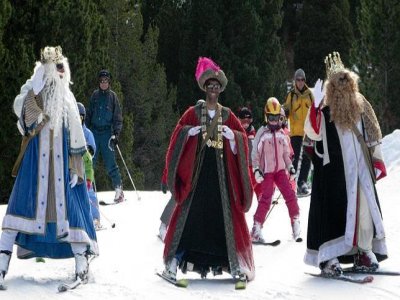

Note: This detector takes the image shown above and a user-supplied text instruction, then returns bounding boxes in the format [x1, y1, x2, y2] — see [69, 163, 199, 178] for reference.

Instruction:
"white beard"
[41, 64, 69, 135]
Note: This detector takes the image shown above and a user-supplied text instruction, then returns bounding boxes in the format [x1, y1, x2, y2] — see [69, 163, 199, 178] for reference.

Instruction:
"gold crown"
[325, 52, 345, 78]
[40, 46, 64, 64]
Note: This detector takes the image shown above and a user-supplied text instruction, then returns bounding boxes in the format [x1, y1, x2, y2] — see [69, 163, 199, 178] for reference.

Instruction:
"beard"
[325, 70, 363, 130]
[41, 65, 69, 134]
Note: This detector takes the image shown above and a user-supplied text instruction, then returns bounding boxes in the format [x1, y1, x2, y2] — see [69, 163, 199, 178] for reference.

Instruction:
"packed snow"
[1, 129, 399, 299]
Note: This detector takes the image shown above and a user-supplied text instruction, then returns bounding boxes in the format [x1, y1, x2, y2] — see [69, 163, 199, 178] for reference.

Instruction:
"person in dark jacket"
[85, 70, 124, 203]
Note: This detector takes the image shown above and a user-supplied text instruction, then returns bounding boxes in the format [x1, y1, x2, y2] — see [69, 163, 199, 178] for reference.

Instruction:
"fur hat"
[195, 57, 228, 92]
[294, 68, 306, 81]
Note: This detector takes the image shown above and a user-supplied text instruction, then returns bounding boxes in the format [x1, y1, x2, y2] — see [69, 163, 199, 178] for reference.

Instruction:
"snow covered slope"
[0, 129, 399, 299]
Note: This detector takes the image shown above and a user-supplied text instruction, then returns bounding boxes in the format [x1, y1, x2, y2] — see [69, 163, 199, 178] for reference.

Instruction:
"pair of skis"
[307, 267, 400, 284]
[156, 272, 247, 290]
[58, 255, 96, 292]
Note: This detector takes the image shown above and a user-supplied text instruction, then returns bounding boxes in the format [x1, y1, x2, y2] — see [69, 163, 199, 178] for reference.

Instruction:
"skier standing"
[77, 102, 102, 230]
[251, 97, 301, 243]
[304, 52, 387, 275]
[283, 69, 314, 196]
[161, 57, 254, 286]
[85, 70, 124, 203]
[0, 46, 98, 289]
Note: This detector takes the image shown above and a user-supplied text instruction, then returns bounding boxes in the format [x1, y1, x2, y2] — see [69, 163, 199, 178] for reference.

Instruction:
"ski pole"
[99, 209, 116, 228]
[265, 192, 282, 221]
[115, 144, 141, 201]
[92, 181, 116, 228]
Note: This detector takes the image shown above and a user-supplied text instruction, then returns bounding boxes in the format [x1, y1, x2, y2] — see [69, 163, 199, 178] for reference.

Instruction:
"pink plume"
[195, 57, 221, 81]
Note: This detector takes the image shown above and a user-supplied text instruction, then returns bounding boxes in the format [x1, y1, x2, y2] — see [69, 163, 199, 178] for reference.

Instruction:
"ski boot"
[114, 186, 125, 203]
[354, 250, 379, 271]
[162, 257, 178, 281]
[0, 250, 12, 290]
[234, 273, 247, 290]
[297, 181, 310, 196]
[74, 251, 90, 283]
[251, 221, 265, 243]
[291, 216, 302, 242]
[320, 258, 343, 276]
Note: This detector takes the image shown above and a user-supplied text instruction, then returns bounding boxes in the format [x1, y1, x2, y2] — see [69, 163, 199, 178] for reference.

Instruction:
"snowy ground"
[1, 129, 400, 299]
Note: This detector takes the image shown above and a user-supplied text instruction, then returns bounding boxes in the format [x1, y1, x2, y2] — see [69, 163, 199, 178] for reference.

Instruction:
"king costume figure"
[0, 46, 98, 290]
[161, 57, 255, 288]
[304, 52, 387, 276]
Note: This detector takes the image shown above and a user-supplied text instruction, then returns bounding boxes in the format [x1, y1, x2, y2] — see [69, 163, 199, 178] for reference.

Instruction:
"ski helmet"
[264, 97, 281, 115]
[77, 102, 86, 116]
[238, 107, 253, 120]
[98, 69, 111, 80]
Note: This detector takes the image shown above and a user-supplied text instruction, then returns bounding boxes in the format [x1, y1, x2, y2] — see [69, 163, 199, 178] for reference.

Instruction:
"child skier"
[77, 102, 102, 230]
[237, 107, 262, 200]
[251, 97, 301, 243]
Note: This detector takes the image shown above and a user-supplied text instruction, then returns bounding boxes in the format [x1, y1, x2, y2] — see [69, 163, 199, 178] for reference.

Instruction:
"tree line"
[0, 0, 398, 203]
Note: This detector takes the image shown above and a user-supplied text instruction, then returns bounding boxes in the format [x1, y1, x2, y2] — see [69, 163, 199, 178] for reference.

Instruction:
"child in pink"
[251, 97, 301, 242]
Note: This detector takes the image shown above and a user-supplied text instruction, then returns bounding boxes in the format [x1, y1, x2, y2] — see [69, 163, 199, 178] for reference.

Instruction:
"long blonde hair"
[324, 69, 364, 130]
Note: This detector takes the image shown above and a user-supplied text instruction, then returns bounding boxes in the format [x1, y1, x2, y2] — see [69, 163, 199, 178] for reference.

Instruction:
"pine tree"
[351, 0, 400, 134]
[294, 0, 354, 84]
[0, 0, 13, 203]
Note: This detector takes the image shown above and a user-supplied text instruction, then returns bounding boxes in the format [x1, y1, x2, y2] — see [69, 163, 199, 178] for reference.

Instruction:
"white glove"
[288, 165, 296, 181]
[222, 125, 234, 140]
[253, 168, 264, 184]
[313, 78, 324, 108]
[188, 125, 201, 136]
[32, 65, 46, 95]
[69, 173, 78, 188]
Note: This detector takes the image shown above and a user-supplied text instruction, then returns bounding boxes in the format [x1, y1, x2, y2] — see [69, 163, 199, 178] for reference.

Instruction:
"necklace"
[201, 102, 223, 149]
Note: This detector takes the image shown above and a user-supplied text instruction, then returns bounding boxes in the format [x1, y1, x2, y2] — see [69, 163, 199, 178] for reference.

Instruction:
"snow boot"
[158, 222, 167, 242]
[114, 186, 125, 203]
[251, 221, 265, 243]
[0, 251, 11, 289]
[162, 257, 178, 281]
[74, 252, 89, 283]
[354, 250, 379, 271]
[320, 258, 343, 276]
[291, 216, 301, 241]
[94, 219, 104, 231]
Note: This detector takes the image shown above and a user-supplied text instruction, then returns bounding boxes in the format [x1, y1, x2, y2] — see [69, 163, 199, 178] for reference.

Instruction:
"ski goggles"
[267, 114, 283, 122]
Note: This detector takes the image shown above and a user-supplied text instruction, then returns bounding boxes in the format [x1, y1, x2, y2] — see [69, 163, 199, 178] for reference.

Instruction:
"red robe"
[163, 103, 255, 280]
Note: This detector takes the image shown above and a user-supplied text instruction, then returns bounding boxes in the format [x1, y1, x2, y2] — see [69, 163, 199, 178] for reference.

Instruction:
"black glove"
[161, 183, 168, 194]
[88, 145, 95, 156]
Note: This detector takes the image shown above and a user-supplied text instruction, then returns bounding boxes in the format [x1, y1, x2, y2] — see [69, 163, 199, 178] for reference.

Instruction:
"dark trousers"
[291, 136, 311, 186]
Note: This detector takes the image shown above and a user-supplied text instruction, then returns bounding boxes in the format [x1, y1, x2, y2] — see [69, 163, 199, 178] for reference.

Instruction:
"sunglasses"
[99, 79, 109, 84]
[206, 84, 221, 90]
[267, 114, 283, 122]
[296, 78, 305, 82]
[56, 63, 64, 70]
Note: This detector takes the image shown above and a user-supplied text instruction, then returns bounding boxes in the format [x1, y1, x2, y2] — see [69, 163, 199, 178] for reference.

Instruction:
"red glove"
[86, 179, 92, 190]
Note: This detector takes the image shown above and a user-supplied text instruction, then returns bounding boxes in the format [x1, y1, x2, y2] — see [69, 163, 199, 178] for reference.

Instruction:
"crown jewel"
[41, 46, 64, 64]
[325, 52, 345, 78]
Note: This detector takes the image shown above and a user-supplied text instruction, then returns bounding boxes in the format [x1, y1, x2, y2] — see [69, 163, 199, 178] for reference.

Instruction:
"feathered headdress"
[195, 57, 228, 92]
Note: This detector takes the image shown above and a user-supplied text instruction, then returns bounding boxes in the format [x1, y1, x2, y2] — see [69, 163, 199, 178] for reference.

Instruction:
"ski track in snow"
[1, 129, 400, 299]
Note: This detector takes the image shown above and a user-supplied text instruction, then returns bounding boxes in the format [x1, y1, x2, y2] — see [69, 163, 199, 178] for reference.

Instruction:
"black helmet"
[98, 69, 111, 80]
[77, 102, 86, 116]
[238, 107, 253, 119]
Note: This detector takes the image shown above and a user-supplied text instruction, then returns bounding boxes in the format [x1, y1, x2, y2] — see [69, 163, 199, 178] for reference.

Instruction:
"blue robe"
[3, 125, 98, 259]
